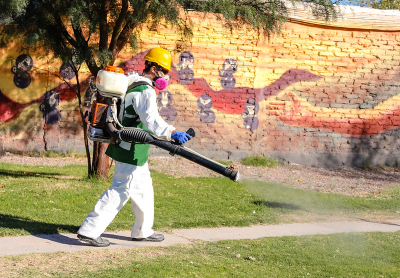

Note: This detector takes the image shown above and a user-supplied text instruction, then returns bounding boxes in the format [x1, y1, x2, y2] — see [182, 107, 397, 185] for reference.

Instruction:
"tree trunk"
[91, 141, 110, 179]
[83, 61, 110, 180]
[79, 106, 93, 178]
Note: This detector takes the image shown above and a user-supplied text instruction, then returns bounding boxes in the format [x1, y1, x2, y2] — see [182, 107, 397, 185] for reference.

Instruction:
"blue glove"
[171, 131, 191, 144]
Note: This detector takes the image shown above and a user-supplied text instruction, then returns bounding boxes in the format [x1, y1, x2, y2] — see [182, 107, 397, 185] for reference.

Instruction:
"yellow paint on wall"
[0, 68, 58, 103]
[0, 103, 43, 133]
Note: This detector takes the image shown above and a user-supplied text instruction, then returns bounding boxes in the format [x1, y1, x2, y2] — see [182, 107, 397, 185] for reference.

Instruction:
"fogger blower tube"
[106, 122, 240, 182]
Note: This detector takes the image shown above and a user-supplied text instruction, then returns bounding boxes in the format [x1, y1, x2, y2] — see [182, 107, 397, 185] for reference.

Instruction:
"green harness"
[105, 82, 152, 166]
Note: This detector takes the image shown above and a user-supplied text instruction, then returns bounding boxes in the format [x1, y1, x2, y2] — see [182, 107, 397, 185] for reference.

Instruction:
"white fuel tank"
[96, 66, 128, 97]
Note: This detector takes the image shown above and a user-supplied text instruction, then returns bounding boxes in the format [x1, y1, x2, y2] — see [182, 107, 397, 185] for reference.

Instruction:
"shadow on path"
[0, 213, 79, 236]
[34, 233, 86, 246]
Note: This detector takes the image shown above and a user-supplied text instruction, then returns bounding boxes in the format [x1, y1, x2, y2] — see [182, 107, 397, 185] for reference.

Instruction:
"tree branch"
[99, 0, 110, 51]
[43, 2, 79, 49]
[108, 0, 154, 65]
[71, 21, 101, 76]
[109, 20, 136, 65]
[86, 55, 101, 76]
[109, 0, 129, 52]
[72, 23, 87, 47]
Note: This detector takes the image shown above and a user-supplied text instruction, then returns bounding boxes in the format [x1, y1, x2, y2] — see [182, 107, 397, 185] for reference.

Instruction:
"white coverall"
[78, 74, 175, 239]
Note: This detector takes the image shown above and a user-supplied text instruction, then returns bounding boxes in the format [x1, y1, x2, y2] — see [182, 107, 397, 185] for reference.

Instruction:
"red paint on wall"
[181, 69, 322, 115]
[0, 90, 42, 122]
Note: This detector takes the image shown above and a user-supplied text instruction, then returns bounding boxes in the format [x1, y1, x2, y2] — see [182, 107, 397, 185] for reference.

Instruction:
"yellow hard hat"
[144, 47, 172, 72]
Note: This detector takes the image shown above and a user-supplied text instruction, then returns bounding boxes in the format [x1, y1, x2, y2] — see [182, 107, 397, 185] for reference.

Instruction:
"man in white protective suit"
[77, 47, 191, 247]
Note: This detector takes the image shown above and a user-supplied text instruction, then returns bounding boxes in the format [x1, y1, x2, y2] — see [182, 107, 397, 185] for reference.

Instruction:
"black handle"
[186, 128, 195, 138]
[172, 128, 196, 145]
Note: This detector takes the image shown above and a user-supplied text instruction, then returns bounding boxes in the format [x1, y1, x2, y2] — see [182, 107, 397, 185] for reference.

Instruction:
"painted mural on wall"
[0, 89, 38, 122]
[60, 63, 76, 80]
[11, 54, 33, 89]
[39, 90, 61, 125]
[175, 51, 194, 85]
[219, 58, 237, 90]
[157, 90, 177, 121]
[241, 99, 259, 131]
[197, 94, 216, 124]
[2, 11, 400, 166]
[2, 48, 400, 135]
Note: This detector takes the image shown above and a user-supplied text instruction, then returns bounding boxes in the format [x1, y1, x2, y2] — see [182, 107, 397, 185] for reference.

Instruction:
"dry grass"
[0, 248, 168, 277]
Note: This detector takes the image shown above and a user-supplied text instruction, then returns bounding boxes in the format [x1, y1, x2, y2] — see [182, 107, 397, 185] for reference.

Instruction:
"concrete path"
[1, 220, 400, 257]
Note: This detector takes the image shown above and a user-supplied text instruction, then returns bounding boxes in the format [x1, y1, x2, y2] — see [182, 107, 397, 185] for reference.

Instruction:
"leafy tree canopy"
[0, 0, 338, 76]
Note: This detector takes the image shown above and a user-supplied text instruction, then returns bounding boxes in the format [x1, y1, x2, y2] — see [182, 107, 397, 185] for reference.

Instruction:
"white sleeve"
[133, 86, 175, 140]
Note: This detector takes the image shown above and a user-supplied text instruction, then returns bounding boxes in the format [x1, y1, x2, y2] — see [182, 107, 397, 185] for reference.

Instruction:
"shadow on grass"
[253, 200, 302, 211]
[0, 213, 80, 235]
[0, 169, 83, 181]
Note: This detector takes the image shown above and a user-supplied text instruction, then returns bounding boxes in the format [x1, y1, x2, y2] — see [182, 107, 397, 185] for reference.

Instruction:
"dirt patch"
[0, 248, 167, 277]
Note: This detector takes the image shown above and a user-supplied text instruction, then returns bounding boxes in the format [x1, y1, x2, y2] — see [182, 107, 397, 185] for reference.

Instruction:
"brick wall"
[1, 7, 400, 168]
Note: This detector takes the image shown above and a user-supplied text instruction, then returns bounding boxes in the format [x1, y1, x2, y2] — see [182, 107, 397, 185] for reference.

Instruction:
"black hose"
[106, 121, 239, 181]
[106, 118, 154, 144]
[150, 140, 239, 181]
[120, 128, 152, 143]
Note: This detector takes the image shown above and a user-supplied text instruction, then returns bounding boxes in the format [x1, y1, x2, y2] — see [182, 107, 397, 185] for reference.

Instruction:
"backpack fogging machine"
[85, 66, 240, 182]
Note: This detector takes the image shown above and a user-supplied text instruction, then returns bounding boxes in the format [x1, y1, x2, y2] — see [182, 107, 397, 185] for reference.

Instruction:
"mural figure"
[219, 58, 237, 90]
[39, 90, 61, 124]
[175, 51, 194, 84]
[11, 54, 33, 89]
[60, 63, 76, 80]
[157, 90, 177, 121]
[241, 99, 259, 131]
[197, 94, 215, 124]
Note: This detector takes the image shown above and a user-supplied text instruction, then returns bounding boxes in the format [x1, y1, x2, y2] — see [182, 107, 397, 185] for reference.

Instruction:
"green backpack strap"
[121, 81, 152, 125]
[127, 81, 151, 92]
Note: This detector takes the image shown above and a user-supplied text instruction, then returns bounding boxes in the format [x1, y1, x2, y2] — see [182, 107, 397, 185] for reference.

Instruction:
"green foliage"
[0, 0, 190, 74]
[0, 0, 338, 76]
[345, 0, 400, 9]
[241, 154, 284, 167]
[183, 0, 337, 38]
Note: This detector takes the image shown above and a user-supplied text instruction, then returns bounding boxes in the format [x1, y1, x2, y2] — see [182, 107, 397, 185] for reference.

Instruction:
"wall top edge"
[286, 2, 400, 30]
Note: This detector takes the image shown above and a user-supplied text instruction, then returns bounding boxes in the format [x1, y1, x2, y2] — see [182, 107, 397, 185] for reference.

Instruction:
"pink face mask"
[154, 77, 168, 90]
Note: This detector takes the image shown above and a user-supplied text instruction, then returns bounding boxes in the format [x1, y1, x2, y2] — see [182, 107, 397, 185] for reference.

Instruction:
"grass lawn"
[1, 162, 400, 277]
[1, 232, 400, 277]
[1, 162, 400, 237]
